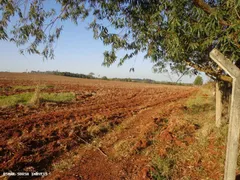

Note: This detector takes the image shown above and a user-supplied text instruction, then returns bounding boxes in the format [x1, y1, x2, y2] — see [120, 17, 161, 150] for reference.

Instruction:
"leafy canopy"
[1, 0, 240, 82]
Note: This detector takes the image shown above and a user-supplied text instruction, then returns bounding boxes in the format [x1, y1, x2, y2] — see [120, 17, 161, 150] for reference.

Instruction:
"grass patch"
[151, 155, 175, 180]
[186, 95, 204, 109]
[178, 86, 226, 178]
[13, 85, 35, 90]
[185, 85, 215, 125]
[13, 85, 48, 91]
[45, 85, 54, 88]
[186, 88, 215, 115]
[40, 92, 75, 103]
[0, 92, 75, 107]
[87, 122, 110, 137]
[28, 85, 41, 106]
[52, 156, 76, 171]
[113, 139, 136, 158]
[150, 84, 228, 179]
[52, 145, 86, 172]
[0, 93, 33, 107]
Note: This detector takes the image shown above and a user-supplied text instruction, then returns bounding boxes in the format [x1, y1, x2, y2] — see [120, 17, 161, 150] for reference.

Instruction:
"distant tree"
[89, 72, 94, 76]
[193, 76, 203, 86]
[102, 76, 108, 80]
[88, 72, 95, 78]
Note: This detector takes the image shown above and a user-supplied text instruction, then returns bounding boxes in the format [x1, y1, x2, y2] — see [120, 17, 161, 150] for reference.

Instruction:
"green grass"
[13, 85, 35, 90]
[40, 92, 75, 102]
[186, 95, 204, 109]
[13, 85, 43, 90]
[0, 92, 33, 107]
[0, 92, 75, 107]
[151, 155, 175, 180]
[0, 85, 54, 93]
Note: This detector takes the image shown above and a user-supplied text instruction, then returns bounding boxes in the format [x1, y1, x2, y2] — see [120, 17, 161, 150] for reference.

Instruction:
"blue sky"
[0, 4, 208, 83]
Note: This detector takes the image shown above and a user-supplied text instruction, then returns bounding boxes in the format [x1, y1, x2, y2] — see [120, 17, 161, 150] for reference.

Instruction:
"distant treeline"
[29, 71, 192, 86]
[30, 70, 94, 79]
[111, 78, 192, 86]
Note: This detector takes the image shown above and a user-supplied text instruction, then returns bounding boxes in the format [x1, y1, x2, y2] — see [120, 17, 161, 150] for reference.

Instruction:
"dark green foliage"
[193, 76, 203, 86]
[1, 0, 240, 82]
[88, 72, 95, 78]
[31, 70, 95, 79]
[102, 76, 108, 80]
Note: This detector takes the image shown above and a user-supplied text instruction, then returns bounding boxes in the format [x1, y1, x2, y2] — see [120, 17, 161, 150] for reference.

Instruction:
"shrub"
[102, 76, 108, 80]
[193, 76, 203, 86]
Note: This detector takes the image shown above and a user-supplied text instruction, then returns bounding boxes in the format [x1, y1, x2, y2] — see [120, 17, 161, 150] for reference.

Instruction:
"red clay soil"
[0, 73, 199, 180]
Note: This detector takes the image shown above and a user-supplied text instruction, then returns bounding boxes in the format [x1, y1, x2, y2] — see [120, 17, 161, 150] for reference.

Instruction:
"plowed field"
[0, 73, 202, 179]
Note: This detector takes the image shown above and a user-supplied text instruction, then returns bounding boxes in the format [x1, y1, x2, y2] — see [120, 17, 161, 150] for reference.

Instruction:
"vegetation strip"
[0, 92, 75, 107]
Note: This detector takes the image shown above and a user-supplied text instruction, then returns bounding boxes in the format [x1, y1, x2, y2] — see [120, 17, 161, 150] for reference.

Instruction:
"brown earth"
[0, 73, 209, 179]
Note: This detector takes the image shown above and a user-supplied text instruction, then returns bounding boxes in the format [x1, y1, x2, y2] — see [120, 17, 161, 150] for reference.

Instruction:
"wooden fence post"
[210, 49, 240, 180]
[216, 81, 223, 127]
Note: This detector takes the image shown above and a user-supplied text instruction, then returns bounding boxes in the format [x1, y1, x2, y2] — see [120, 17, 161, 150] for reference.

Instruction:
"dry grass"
[151, 84, 228, 179]
[87, 122, 110, 137]
[113, 139, 136, 158]
[28, 85, 40, 107]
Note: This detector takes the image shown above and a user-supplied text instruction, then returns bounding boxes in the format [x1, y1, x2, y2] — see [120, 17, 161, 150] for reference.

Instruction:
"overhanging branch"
[186, 61, 232, 83]
[193, 0, 230, 26]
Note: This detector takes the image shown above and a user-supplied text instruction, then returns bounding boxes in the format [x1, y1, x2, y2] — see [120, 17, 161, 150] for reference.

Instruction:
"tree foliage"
[102, 76, 108, 80]
[193, 75, 203, 85]
[1, 0, 240, 82]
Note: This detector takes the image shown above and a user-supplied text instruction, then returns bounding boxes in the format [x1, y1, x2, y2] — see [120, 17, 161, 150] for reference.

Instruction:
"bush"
[102, 76, 108, 80]
[193, 76, 203, 85]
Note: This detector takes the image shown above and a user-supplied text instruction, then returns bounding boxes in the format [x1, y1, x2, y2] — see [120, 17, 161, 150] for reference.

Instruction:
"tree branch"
[186, 61, 232, 83]
[193, 0, 214, 14]
[44, 4, 68, 33]
[192, 0, 230, 26]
